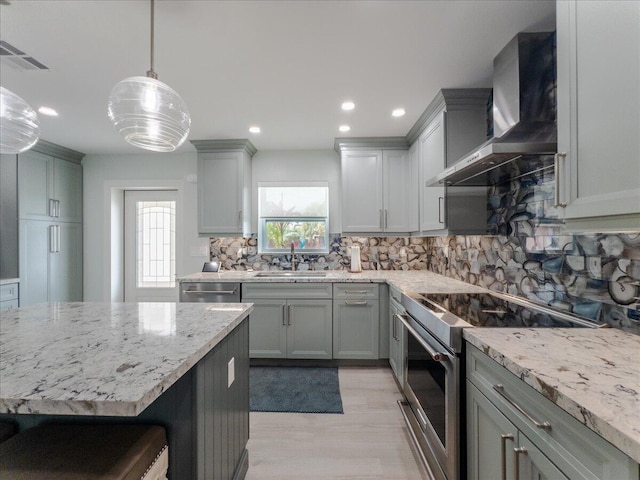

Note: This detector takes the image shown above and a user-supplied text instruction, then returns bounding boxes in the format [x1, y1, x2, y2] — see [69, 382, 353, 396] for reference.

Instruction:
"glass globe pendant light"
[108, 0, 190, 152]
[0, 86, 40, 154]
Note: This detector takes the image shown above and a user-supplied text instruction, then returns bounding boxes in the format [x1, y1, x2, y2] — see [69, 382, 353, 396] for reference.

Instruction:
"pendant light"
[108, 0, 190, 152]
[0, 86, 40, 154]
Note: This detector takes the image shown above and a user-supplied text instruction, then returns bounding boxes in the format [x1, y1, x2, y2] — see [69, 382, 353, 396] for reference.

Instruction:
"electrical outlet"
[227, 357, 235, 388]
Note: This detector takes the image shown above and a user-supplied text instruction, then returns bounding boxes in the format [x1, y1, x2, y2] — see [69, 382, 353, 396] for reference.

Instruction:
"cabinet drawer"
[242, 282, 332, 299]
[466, 345, 638, 480]
[333, 283, 379, 299]
[0, 299, 19, 311]
[0, 283, 19, 302]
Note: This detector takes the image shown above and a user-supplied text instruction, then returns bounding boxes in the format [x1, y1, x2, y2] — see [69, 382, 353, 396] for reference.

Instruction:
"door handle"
[513, 447, 527, 480]
[55, 199, 61, 218]
[396, 314, 449, 362]
[379, 209, 383, 230]
[282, 304, 286, 326]
[288, 304, 293, 326]
[554, 153, 567, 208]
[438, 196, 444, 224]
[500, 434, 514, 480]
[49, 225, 56, 253]
[49, 199, 56, 217]
[493, 384, 551, 430]
[392, 313, 397, 340]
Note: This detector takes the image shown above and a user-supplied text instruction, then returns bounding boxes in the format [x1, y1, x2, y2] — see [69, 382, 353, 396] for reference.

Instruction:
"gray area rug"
[250, 366, 344, 414]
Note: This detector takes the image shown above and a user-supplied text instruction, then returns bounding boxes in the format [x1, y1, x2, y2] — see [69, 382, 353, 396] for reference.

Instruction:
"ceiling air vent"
[0, 40, 49, 70]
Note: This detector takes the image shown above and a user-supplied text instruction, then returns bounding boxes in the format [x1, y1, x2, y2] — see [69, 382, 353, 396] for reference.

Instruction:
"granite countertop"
[0, 278, 19, 286]
[0, 302, 253, 417]
[464, 328, 640, 463]
[179, 270, 487, 295]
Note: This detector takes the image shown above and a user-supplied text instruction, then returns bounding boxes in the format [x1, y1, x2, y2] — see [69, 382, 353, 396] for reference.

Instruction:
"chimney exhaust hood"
[428, 32, 557, 187]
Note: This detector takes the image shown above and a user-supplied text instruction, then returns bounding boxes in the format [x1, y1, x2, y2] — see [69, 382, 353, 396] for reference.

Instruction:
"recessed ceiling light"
[339, 125, 351, 133]
[392, 108, 405, 118]
[341, 101, 355, 111]
[249, 126, 261, 134]
[38, 106, 58, 117]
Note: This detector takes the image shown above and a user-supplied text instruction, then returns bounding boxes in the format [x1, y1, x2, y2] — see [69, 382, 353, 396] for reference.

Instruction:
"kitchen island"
[0, 301, 253, 480]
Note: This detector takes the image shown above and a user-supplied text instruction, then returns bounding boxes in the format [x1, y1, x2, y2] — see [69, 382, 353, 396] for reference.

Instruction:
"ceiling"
[0, 0, 555, 156]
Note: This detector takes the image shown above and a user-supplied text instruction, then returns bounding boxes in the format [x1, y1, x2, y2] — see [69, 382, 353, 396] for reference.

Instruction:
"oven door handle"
[397, 314, 449, 362]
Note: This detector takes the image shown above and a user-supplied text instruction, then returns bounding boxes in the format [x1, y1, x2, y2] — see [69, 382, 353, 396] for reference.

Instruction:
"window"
[258, 183, 329, 254]
[136, 199, 176, 288]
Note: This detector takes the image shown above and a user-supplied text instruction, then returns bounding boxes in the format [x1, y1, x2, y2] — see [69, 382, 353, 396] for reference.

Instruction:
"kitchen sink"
[253, 271, 327, 278]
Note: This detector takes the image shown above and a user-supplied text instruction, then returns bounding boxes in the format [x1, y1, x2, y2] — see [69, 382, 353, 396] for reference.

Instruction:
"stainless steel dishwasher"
[179, 282, 241, 303]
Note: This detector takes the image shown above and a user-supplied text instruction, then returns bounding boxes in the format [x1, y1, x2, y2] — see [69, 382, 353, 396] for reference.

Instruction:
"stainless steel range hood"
[428, 32, 557, 187]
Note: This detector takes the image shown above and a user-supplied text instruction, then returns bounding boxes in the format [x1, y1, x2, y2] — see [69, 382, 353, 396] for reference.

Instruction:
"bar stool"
[0, 423, 168, 480]
[0, 421, 17, 443]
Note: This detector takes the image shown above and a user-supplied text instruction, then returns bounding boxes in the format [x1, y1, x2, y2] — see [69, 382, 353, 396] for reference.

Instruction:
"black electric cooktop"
[418, 292, 600, 329]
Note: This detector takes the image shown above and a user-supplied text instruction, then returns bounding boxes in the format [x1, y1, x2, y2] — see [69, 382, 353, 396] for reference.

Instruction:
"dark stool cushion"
[0, 422, 16, 443]
[0, 423, 167, 480]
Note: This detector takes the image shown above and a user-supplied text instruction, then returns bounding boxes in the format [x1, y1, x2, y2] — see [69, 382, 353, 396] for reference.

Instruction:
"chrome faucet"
[290, 242, 296, 271]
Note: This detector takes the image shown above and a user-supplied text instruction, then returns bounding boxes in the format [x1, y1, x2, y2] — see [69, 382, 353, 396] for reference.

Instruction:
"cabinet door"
[467, 381, 517, 480]
[18, 150, 54, 220]
[50, 222, 83, 302]
[517, 433, 569, 480]
[419, 111, 446, 231]
[333, 298, 379, 359]
[245, 299, 287, 358]
[382, 150, 411, 232]
[557, 0, 640, 226]
[18, 220, 51, 306]
[198, 152, 244, 235]
[341, 150, 383, 232]
[286, 299, 333, 360]
[53, 159, 83, 223]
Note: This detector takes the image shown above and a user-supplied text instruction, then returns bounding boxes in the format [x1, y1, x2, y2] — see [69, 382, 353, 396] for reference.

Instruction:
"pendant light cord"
[147, 0, 158, 79]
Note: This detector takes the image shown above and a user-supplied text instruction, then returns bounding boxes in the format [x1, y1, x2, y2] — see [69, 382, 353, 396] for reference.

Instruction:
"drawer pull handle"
[344, 290, 368, 294]
[345, 300, 367, 305]
[513, 447, 527, 480]
[500, 434, 514, 480]
[494, 384, 552, 430]
[182, 289, 237, 295]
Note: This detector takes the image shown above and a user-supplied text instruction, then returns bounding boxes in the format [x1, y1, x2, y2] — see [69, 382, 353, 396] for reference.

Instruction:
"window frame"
[257, 182, 330, 255]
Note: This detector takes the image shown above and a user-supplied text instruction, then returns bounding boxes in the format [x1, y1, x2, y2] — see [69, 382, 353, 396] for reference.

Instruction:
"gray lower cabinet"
[242, 283, 333, 360]
[0, 282, 19, 311]
[333, 284, 379, 359]
[467, 344, 638, 480]
[388, 286, 405, 385]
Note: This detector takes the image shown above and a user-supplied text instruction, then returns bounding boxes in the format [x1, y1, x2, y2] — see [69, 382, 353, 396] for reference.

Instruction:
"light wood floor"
[245, 366, 430, 480]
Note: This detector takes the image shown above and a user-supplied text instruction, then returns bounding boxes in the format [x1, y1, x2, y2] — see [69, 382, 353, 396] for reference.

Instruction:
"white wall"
[251, 150, 341, 233]
[82, 149, 341, 301]
[82, 152, 208, 301]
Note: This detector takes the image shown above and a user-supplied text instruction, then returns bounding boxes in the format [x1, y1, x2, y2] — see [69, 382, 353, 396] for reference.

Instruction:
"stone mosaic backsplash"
[209, 235, 429, 272]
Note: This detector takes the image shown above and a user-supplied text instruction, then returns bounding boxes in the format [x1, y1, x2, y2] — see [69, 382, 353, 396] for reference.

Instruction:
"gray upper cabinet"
[407, 89, 491, 235]
[338, 138, 417, 234]
[18, 149, 83, 224]
[556, 0, 640, 231]
[192, 139, 255, 237]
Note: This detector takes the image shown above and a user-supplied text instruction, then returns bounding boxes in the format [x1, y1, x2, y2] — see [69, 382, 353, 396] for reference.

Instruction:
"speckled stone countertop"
[464, 328, 640, 463]
[0, 278, 19, 286]
[0, 302, 253, 417]
[179, 270, 486, 295]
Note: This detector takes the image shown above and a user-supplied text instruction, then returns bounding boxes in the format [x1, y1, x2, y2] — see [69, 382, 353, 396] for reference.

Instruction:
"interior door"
[124, 190, 178, 302]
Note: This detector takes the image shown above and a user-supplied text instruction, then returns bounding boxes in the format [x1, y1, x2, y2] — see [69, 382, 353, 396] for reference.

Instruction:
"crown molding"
[190, 139, 257, 157]
[334, 136, 409, 153]
[31, 139, 85, 163]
